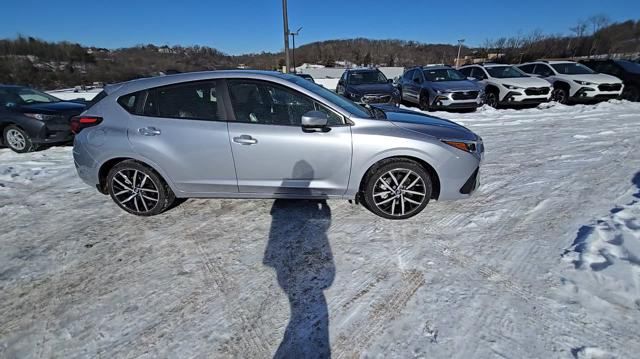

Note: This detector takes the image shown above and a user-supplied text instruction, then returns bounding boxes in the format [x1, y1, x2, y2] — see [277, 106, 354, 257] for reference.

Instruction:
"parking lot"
[1, 101, 640, 358]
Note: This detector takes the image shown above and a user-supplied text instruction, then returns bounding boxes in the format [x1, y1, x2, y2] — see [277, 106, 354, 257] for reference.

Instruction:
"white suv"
[459, 64, 552, 108]
[517, 61, 624, 104]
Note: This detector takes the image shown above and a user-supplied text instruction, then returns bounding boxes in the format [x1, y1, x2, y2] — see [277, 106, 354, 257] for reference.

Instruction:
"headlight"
[441, 139, 477, 153]
[574, 80, 596, 86]
[349, 92, 361, 99]
[436, 89, 451, 94]
[503, 84, 522, 90]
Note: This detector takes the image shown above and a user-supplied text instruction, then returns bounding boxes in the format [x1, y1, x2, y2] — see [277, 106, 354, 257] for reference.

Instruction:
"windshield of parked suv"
[551, 63, 595, 75]
[348, 71, 388, 85]
[486, 66, 528, 78]
[287, 75, 372, 118]
[616, 60, 640, 74]
[0, 87, 61, 106]
[423, 68, 467, 81]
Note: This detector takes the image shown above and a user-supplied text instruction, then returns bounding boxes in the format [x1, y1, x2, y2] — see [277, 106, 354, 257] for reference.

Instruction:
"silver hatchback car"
[73, 71, 483, 219]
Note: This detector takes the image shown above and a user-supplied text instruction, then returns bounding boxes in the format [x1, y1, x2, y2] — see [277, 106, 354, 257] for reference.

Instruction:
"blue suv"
[336, 68, 400, 105]
[398, 65, 483, 111]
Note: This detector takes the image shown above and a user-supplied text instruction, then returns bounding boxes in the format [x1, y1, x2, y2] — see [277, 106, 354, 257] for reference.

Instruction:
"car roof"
[0, 84, 27, 89]
[421, 65, 453, 70]
[105, 70, 298, 96]
[346, 68, 380, 73]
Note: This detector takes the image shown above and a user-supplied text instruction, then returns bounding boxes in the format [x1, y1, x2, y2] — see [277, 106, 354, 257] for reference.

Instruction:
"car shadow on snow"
[563, 170, 640, 271]
[263, 160, 335, 359]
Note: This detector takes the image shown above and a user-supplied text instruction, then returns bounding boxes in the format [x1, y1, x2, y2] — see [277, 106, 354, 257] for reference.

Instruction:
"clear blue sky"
[1, 0, 638, 54]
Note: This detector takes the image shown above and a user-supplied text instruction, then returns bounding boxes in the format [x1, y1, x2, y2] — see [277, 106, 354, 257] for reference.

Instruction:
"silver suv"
[73, 71, 483, 219]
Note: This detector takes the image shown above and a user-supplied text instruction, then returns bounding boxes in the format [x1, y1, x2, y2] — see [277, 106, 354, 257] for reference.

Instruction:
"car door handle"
[233, 135, 258, 145]
[138, 127, 161, 136]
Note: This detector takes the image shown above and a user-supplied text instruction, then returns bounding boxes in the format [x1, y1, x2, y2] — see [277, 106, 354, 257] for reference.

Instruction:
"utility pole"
[282, 0, 290, 73]
[290, 27, 302, 73]
[456, 39, 465, 68]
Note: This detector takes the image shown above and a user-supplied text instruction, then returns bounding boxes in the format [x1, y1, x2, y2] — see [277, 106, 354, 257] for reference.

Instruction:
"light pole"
[282, 0, 290, 73]
[290, 26, 302, 73]
[456, 39, 465, 68]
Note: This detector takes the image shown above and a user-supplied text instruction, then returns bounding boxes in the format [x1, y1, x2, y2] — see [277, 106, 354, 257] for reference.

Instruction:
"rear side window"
[403, 69, 415, 80]
[518, 64, 535, 73]
[118, 80, 223, 121]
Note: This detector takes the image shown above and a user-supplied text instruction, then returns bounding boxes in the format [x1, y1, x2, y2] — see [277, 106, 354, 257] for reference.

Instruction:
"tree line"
[0, 17, 638, 89]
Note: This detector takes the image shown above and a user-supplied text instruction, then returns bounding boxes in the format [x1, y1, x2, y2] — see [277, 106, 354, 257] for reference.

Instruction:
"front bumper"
[571, 85, 623, 102]
[500, 91, 551, 105]
[431, 92, 483, 109]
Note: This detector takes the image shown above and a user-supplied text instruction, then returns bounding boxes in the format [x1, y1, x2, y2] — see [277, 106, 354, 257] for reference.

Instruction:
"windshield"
[286, 75, 372, 118]
[0, 87, 60, 106]
[423, 68, 467, 81]
[616, 60, 640, 74]
[486, 66, 528, 78]
[348, 71, 388, 85]
[551, 63, 595, 75]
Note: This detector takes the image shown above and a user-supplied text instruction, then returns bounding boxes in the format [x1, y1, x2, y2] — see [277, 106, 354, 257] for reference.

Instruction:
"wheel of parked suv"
[418, 92, 432, 111]
[485, 91, 499, 108]
[106, 160, 176, 216]
[622, 85, 639, 102]
[552, 87, 569, 104]
[3, 125, 37, 153]
[363, 159, 432, 220]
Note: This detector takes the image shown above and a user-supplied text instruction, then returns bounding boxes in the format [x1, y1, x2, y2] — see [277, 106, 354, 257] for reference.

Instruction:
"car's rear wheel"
[107, 160, 175, 216]
[363, 159, 432, 220]
[3, 125, 37, 153]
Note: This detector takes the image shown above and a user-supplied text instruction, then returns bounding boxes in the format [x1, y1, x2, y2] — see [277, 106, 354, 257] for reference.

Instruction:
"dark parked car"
[0, 85, 86, 153]
[580, 59, 640, 102]
[398, 65, 483, 111]
[336, 68, 400, 105]
[295, 73, 315, 83]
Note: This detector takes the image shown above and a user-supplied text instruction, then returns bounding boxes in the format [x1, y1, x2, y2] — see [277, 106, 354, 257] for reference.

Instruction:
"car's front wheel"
[552, 87, 569, 104]
[3, 125, 37, 153]
[363, 159, 432, 219]
[107, 160, 176, 216]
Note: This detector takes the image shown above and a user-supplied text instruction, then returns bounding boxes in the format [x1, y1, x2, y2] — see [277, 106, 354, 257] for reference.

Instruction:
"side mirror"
[301, 110, 329, 132]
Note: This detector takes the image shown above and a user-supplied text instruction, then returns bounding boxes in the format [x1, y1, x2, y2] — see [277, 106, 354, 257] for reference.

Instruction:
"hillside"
[1, 18, 638, 89]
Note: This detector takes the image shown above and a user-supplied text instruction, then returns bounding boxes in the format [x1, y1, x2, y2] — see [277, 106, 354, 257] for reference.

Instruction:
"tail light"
[70, 116, 102, 134]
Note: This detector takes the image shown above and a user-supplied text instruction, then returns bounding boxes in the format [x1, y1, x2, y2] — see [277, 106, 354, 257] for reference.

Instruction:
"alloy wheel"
[111, 168, 160, 214]
[6, 129, 26, 151]
[372, 168, 426, 217]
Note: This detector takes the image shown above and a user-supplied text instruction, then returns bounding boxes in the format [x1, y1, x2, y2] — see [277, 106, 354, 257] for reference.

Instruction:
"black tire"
[362, 159, 432, 220]
[621, 85, 639, 102]
[485, 90, 500, 108]
[418, 92, 432, 111]
[552, 86, 569, 104]
[3, 125, 37, 153]
[106, 160, 176, 216]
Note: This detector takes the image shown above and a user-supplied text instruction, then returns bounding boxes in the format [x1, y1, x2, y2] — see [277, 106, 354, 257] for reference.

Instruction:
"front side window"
[142, 80, 221, 120]
[486, 66, 528, 78]
[412, 70, 423, 83]
[228, 80, 343, 126]
[348, 71, 388, 85]
[551, 63, 595, 75]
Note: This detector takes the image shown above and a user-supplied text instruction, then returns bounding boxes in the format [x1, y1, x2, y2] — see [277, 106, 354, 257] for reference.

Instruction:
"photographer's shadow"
[263, 161, 335, 359]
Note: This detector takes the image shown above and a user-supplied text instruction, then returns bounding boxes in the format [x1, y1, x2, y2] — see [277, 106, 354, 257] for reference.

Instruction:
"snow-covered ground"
[1, 101, 639, 358]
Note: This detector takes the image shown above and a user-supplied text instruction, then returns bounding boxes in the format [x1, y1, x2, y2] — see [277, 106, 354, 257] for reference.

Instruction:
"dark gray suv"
[336, 69, 400, 105]
[398, 65, 483, 111]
